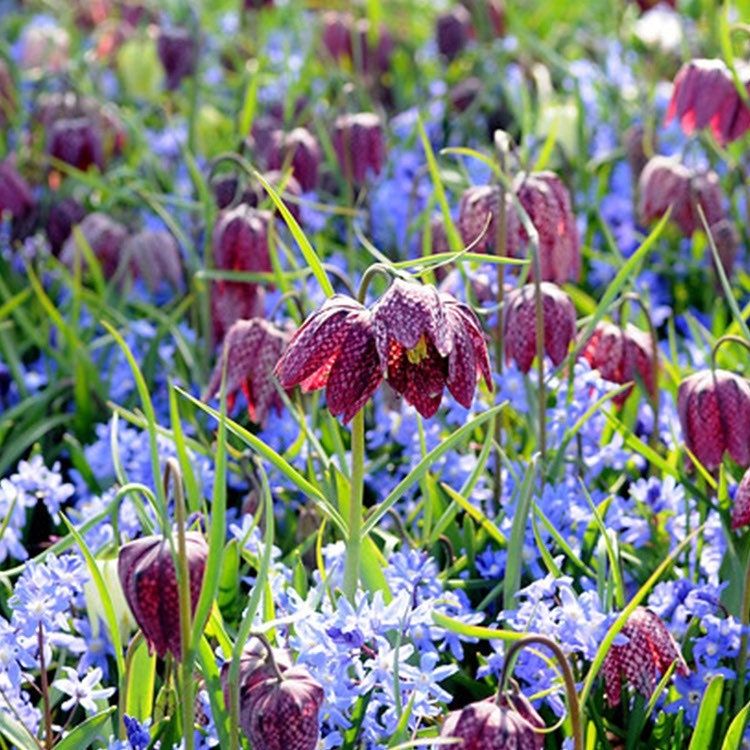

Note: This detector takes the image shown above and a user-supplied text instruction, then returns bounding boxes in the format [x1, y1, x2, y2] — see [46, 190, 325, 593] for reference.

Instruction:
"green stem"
[343, 408, 365, 602]
[734, 544, 750, 713]
[38, 625, 53, 750]
[119, 631, 145, 739]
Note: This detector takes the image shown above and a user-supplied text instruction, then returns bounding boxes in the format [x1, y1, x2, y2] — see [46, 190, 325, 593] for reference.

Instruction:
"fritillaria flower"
[677, 369, 750, 471]
[440, 693, 544, 749]
[505, 283, 576, 373]
[666, 59, 750, 146]
[60, 212, 128, 278]
[602, 607, 688, 707]
[122, 229, 183, 292]
[580, 321, 657, 406]
[638, 155, 724, 237]
[211, 204, 272, 340]
[0, 160, 34, 220]
[0, 59, 16, 126]
[48, 116, 105, 172]
[275, 279, 491, 421]
[204, 318, 290, 425]
[458, 172, 580, 284]
[332, 113, 385, 185]
[732, 467, 750, 530]
[436, 6, 472, 61]
[321, 12, 393, 78]
[47, 198, 86, 255]
[267, 127, 322, 192]
[118, 531, 208, 659]
[157, 27, 198, 91]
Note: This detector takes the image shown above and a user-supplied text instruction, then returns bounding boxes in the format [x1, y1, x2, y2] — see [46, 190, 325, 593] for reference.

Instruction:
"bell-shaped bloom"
[639, 155, 724, 236]
[436, 6, 472, 61]
[677, 369, 750, 471]
[321, 12, 393, 78]
[60, 212, 128, 278]
[118, 531, 208, 659]
[211, 205, 272, 341]
[332, 113, 385, 185]
[458, 173, 580, 284]
[204, 318, 290, 425]
[122, 229, 184, 293]
[47, 198, 86, 255]
[707, 217, 739, 278]
[0, 160, 34, 220]
[48, 116, 105, 172]
[243, 666, 324, 750]
[666, 59, 750, 146]
[157, 27, 198, 91]
[602, 607, 688, 707]
[732, 467, 750, 530]
[449, 76, 483, 112]
[275, 280, 492, 421]
[580, 322, 657, 405]
[268, 128, 322, 192]
[372, 280, 492, 417]
[440, 693, 544, 749]
[505, 282, 576, 373]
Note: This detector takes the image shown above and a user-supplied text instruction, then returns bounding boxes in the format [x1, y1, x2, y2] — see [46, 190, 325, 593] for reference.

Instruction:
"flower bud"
[505, 283, 576, 373]
[458, 185, 501, 252]
[60, 212, 128, 278]
[267, 128, 322, 192]
[0, 160, 34, 221]
[118, 531, 208, 659]
[47, 198, 86, 255]
[332, 113, 385, 185]
[157, 27, 198, 91]
[678, 369, 750, 471]
[436, 6, 472, 61]
[122, 229, 183, 292]
[440, 694, 543, 749]
[48, 116, 105, 172]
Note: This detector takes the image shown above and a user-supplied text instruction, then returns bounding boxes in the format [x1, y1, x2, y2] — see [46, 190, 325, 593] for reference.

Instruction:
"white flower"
[53, 667, 114, 714]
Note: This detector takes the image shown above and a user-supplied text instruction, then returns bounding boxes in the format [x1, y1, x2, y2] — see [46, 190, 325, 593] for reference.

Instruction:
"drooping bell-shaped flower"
[732, 467, 750, 530]
[436, 6, 472, 61]
[268, 128, 322, 192]
[48, 116, 105, 172]
[211, 204, 272, 341]
[504, 282, 576, 373]
[118, 531, 208, 659]
[602, 607, 688, 707]
[580, 321, 657, 406]
[204, 318, 290, 425]
[666, 59, 750, 146]
[638, 156, 724, 236]
[677, 369, 750, 471]
[440, 693, 544, 749]
[275, 279, 492, 421]
[121, 229, 184, 293]
[47, 198, 86, 255]
[156, 27, 198, 90]
[0, 160, 34, 220]
[332, 113, 385, 185]
[60, 212, 128, 278]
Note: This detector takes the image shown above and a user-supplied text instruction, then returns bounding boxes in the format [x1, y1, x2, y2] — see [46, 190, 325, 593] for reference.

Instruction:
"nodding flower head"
[666, 59, 750, 146]
[677, 369, 750, 471]
[440, 692, 544, 749]
[204, 318, 291, 425]
[267, 127, 322, 192]
[274, 278, 492, 422]
[118, 531, 208, 660]
[436, 6, 472, 61]
[602, 607, 688, 707]
[504, 282, 577, 373]
[332, 113, 385, 185]
[156, 27, 198, 90]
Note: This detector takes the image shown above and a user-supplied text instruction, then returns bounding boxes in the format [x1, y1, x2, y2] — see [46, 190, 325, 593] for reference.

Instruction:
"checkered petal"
[732, 467, 750, 530]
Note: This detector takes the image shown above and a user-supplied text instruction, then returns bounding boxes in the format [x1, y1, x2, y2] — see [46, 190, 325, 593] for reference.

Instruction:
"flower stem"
[343, 408, 365, 602]
[734, 543, 750, 713]
[119, 631, 145, 739]
[38, 624, 53, 750]
[499, 634, 583, 750]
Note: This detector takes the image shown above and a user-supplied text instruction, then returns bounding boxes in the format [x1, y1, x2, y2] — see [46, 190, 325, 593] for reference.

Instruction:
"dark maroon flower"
[507, 172, 581, 284]
[666, 59, 750, 146]
[258, 170, 303, 223]
[602, 607, 688, 707]
[436, 6, 472, 61]
[321, 12, 392, 78]
[458, 185, 501, 252]
[0, 160, 34, 220]
[212, 174, 239, 209]
[440, 693, 544, 749]
[0, 58, 16, 126]
[623, 124, 654, 179]
[60, 211, 128, 278]
[707, 217, 739, 278]
[505, 282, 576, 373]
[157, 27, 198, 90]
[47, 198, 86, 255]
[332, 113, 385, 185]
[371, 280, 492, 417]
[211, 205, 272, 341]
[267, 127, 322, 192]
[639, 156, 724, 237]
[244, 666, 323, 750]
[48, 116, 105, 172]
[449, 76, 483, 112]
[122, 229, 183, 292]
[634, 0, 675, 9]
[204, 318, 290, 424]
[118, 531, 208, 659]
[580, 321, 657, 406]
[732, 467, 750, 530]
[677, 369, 750, 471]
[276, 280, 492, 421]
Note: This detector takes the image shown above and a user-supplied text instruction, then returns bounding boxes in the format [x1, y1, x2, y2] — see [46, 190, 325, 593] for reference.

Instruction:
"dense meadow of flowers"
[2, 0, 750, 748]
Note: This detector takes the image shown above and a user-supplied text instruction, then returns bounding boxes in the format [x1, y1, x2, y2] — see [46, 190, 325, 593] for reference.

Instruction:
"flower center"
[406, 335, 430, 365]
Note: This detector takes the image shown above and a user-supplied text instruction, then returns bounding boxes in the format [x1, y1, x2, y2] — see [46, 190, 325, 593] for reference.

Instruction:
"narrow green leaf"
[505, 457, 537, 604]
[125, 637, 156, 721]
[688, 675, 724, 750]
[0, 709, 37, 750]
[721, 699, 750, 750]
[55, 707, 116, 750]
